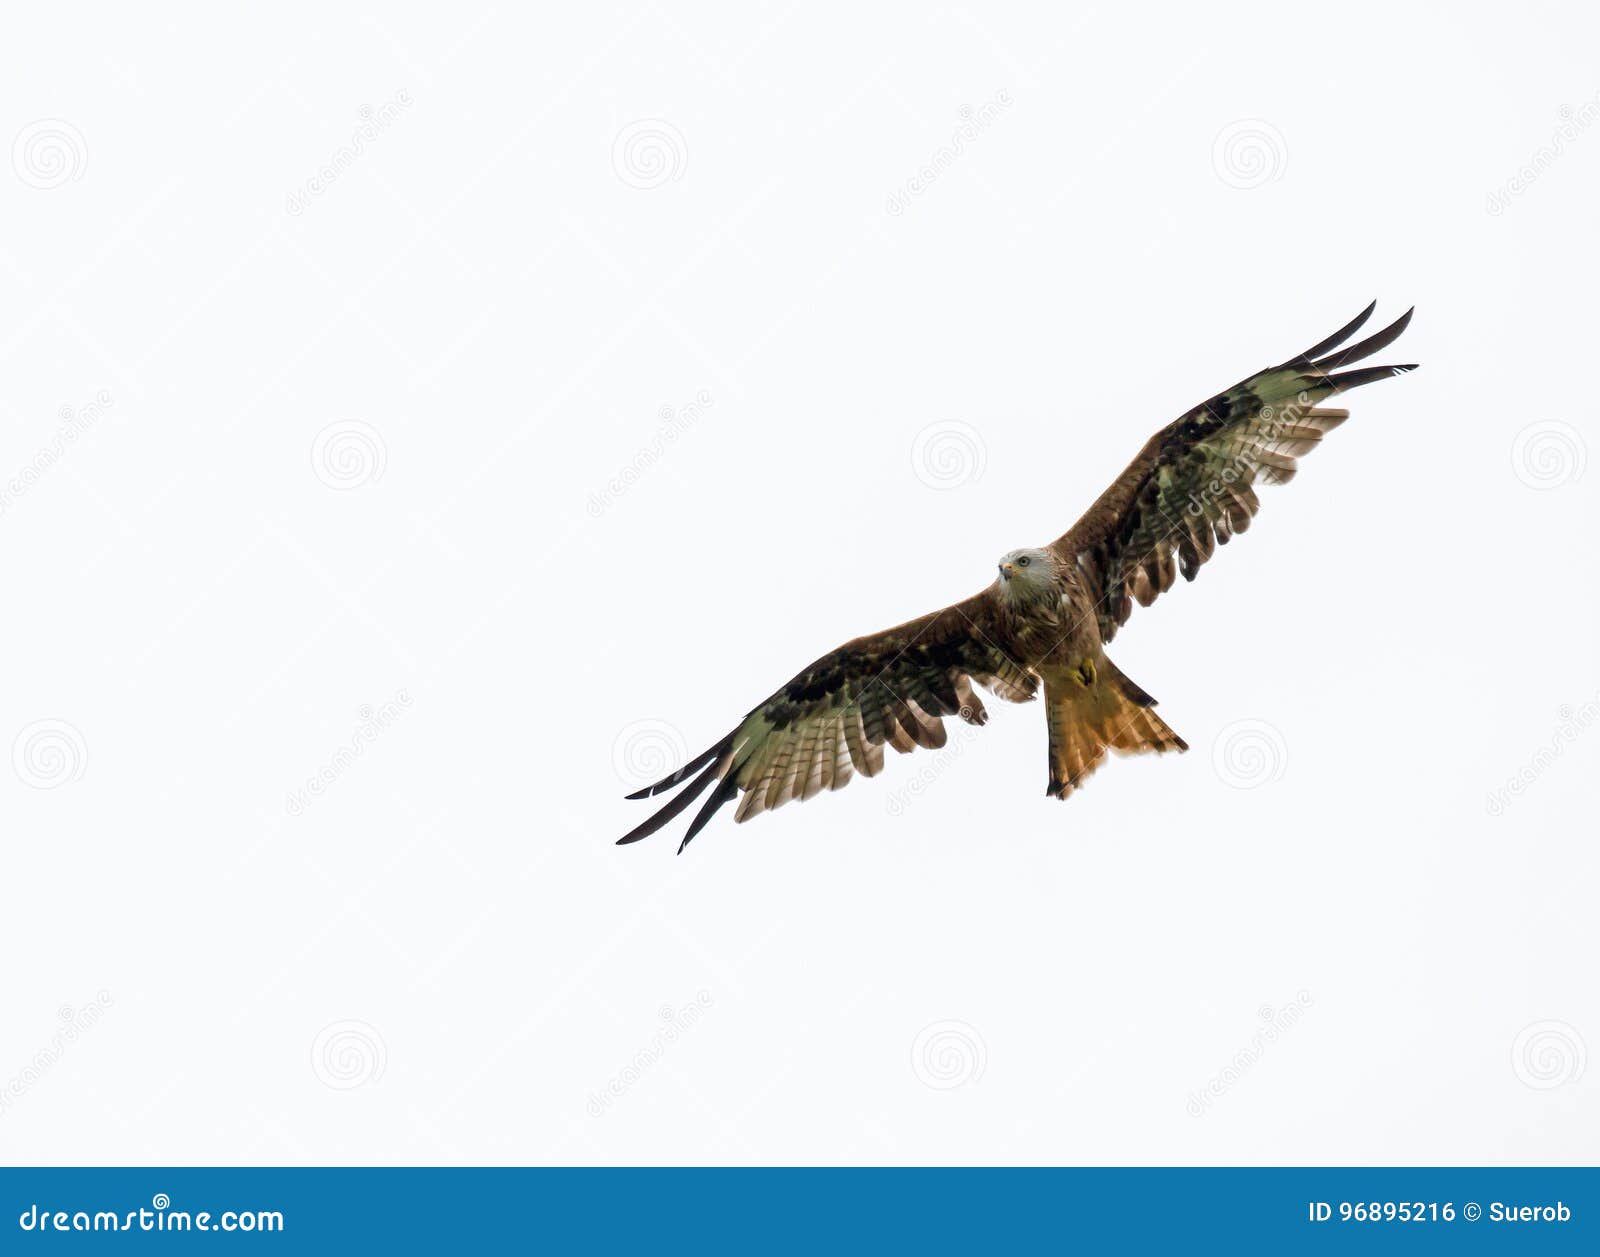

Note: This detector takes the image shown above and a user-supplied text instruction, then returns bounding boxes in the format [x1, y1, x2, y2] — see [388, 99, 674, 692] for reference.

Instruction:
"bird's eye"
[1017, 556, 1030, 567]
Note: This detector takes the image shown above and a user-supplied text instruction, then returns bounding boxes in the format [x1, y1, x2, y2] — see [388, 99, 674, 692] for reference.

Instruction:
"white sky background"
[2, 0, 1595, 1166]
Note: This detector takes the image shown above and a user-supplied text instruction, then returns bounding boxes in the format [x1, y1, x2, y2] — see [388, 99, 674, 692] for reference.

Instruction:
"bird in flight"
[621, 304, 1416, 852]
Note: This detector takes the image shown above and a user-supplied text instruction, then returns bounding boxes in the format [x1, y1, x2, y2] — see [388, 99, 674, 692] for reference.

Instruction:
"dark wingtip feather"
[623, 739, 725, 800]
[1278, 300, 1377, 368]
[677, 771, 741, 854]
[1311, 307, 1414, 372]
[1323, 362, 1419, 392]
[617, 754, 727, 845]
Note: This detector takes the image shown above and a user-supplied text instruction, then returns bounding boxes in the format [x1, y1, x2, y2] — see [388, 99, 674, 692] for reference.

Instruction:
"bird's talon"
[1075, 658, 1097, 688]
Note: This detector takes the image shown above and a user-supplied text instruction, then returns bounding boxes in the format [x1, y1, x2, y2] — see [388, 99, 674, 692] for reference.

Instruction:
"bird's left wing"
[618, 593, 1037, 852]
[1050, 303, 1417, 643]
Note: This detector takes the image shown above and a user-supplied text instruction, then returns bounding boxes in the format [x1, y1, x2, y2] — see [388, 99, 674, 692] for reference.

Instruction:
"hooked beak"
[999, 562, 1016, 580]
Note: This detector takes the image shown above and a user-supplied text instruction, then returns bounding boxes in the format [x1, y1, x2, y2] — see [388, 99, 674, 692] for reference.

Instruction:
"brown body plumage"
[621, 303, 1417, 852]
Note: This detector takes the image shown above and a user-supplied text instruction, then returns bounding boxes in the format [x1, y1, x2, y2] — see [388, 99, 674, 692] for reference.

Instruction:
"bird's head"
[996, 547, 1058, 603]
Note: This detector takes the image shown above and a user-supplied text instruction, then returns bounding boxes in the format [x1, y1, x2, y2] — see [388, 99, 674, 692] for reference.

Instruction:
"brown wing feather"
[619, 592, 1036, 852]
[1052, 305, 1416, 642]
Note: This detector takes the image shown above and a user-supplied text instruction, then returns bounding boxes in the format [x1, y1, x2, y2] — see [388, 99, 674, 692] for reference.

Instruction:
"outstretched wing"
[618, 593, 1037, 852]
[1052, 303, 1417, 642]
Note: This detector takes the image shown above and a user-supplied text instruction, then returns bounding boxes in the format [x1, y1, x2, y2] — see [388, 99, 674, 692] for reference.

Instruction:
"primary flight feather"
[621, 303, 1417, 852]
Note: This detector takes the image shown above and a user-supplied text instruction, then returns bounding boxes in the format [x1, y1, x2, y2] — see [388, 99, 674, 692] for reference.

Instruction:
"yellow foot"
[1074, 658, 1097, 688]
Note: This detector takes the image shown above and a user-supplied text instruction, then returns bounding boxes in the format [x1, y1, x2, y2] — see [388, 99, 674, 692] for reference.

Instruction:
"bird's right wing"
[618, 593, 1037, 852]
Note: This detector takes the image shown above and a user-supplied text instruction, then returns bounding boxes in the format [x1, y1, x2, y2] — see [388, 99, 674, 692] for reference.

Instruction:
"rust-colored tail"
[1044, 656, 1187, 798]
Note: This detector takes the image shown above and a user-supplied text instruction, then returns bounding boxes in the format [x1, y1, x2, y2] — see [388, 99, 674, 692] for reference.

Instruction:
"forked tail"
[1045, 656, 1187, 798]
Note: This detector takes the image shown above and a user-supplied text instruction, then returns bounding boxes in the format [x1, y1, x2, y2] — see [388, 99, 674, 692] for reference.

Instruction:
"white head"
[996, 547, 1057, 605]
